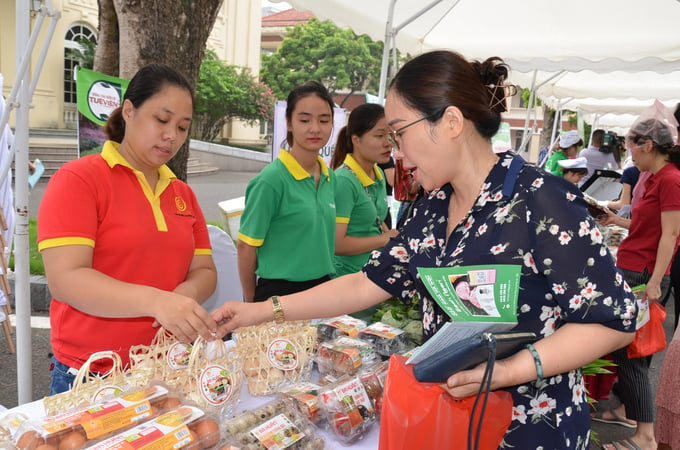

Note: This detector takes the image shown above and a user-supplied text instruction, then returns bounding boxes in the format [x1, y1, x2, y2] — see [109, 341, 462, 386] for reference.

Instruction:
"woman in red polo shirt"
[596, 101, 680, 450]
[38, 64, 218, 394]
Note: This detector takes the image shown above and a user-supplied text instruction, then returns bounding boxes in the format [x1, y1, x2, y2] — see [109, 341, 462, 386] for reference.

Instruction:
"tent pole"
[377, 0, 398, 102]
[15, 0, 33, 406]
[518, 70, 566, 157]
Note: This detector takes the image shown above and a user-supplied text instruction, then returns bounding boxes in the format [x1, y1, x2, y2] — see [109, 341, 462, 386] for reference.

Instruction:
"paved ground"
[1, 169, 677, 448]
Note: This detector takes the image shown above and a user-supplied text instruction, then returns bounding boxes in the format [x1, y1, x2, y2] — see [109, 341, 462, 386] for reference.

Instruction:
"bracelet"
[270, 296, 285, 323]
[526, 343, 544, 385]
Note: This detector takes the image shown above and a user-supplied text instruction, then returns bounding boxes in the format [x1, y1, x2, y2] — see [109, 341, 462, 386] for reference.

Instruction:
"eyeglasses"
[387, 107, 447, 150]
[387, 116, 430, 150]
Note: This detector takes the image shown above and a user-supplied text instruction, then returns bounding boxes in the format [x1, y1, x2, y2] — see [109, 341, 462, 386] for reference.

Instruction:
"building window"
[64, 24, 97, 104]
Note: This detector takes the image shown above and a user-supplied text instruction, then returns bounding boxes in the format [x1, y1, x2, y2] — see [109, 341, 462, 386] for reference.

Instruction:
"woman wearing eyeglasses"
[594, 104, 680, 450]
[213, 51, 635, 448]
[330, 103, 399, 321]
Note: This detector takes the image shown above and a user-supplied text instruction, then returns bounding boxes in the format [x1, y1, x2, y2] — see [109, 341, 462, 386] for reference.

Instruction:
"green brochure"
[407, 264, 522, 365]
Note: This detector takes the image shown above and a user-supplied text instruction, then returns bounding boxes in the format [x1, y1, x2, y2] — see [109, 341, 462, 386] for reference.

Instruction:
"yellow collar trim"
[279, 149, 330, 181]
[343, 154, 383, 187]
[101, 141, 177, 181]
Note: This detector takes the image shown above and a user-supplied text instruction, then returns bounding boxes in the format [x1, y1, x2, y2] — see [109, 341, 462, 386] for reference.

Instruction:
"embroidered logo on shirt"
[175, 196, 188, 213]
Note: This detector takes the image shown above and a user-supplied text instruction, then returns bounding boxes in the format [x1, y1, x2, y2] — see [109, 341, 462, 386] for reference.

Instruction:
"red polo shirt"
[38, 141, 211, 371]
[617, 163, 680, 275]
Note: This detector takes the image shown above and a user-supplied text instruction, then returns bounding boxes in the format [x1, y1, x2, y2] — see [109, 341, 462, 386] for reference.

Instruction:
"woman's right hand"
[152, 292, 218, 343]
[212, 300, 270, 338]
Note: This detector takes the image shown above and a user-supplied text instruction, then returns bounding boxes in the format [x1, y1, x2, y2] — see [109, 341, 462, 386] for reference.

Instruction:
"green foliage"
[193, 50, 276, 142]
[65, 38, 96, 70]
[9, 218, 44, 275]
[261, 18, 384, 104]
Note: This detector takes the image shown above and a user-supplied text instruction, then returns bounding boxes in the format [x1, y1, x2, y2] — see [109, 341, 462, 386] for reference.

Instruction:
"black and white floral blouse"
[364, 152, 636, 449]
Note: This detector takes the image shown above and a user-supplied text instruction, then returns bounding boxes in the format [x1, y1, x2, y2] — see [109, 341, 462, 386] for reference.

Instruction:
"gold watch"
[271, 296, 285, 323]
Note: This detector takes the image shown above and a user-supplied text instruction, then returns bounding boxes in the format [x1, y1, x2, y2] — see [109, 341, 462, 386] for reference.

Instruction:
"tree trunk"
[97, 0, 223, 180]
[541, 108, 556, 147]
[93, 0, 119, 76]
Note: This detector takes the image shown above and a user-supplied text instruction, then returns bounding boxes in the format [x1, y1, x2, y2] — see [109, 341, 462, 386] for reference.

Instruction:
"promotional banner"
[76, 67, 129, 157]
[272, 100, 347, 167]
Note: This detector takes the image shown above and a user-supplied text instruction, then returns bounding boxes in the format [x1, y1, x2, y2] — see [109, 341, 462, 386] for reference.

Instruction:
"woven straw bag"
[233, 321, 317, 396]
[180, 336, 243, 417]
[43, 351, 127, 416]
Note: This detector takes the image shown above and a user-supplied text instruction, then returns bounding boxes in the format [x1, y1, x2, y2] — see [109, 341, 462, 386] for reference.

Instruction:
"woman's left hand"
[644, 280, 662, 303]
[442, 360, 506, 399]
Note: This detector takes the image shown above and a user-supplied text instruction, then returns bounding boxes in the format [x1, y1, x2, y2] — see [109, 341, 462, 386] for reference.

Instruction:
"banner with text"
[76, 67, 129, 157]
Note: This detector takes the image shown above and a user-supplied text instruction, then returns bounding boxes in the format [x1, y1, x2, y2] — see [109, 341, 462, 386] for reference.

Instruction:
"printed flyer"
[408, 264, 521, 365]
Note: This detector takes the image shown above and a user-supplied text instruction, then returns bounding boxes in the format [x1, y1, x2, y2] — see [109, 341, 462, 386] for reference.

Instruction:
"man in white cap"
[557, 156, 589, 185]
[545, 130, 584, 176]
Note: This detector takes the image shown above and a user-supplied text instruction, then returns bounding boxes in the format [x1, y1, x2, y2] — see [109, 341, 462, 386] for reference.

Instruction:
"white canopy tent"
[278, 0, 680, 153]
[278, 0, 680, 76]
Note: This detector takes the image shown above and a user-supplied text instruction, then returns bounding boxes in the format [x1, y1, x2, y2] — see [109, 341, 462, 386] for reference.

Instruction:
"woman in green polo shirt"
[237, 81, 337, 302]
[330, 103, 399, 321]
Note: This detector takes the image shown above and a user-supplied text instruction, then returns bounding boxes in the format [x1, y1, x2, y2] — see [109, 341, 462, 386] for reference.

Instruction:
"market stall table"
[2, 379, 380, 449]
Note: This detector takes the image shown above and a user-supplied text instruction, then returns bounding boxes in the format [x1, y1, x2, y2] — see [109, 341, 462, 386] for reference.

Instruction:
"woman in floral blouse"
[213, 50, 636, 448]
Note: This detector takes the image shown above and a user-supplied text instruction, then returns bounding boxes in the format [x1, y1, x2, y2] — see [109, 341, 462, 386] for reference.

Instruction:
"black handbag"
[413, 331, 538, 383]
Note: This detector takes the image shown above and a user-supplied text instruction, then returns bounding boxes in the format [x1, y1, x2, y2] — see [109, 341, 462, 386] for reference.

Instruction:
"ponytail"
[104, 106, 125, 143]
[331, 126, 351, 170]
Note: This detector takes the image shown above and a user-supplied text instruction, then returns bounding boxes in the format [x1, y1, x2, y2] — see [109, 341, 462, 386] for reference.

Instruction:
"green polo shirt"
[334, 154, 388, 277]
[238, 149, 336, 281]
[545, 150, 567, 177]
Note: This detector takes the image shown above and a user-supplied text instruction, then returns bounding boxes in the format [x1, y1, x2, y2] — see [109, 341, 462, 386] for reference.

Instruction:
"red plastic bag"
[379, 354, 513, 450]
[627, 302, 667, 359]
[393, 159, 418, 202]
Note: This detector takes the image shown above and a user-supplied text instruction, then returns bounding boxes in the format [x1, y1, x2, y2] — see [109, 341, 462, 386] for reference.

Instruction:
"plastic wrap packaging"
[317, 374, 380, 444]
[85, 405, 221, 450]
[357, 322, 412, 359]
[12, 383, 187, 449]
[234, 321, 316, 396]
[316, 336, 378, 381]
[279, 381, 322, 424]
[180, 337, 243, 417]
[316, 315, 367, 343]
[221, 397, 324, 450]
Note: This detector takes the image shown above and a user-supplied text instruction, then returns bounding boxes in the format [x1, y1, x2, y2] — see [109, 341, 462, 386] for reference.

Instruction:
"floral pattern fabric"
[364, 152, 636, 449]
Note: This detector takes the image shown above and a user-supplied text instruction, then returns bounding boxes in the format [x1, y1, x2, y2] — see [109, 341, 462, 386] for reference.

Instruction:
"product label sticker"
[267, 338, 299, 371]
[362, 322, 404, 339]
[199, 365, 234, 405]
[166, 342, 192, 369]
[321, 316, 364, 337]
[250, 414, 305, 449]
[333, 377, 374, 420]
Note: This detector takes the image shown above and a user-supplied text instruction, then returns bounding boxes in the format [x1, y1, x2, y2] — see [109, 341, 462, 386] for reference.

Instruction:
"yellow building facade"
[0, 0, 263, 144]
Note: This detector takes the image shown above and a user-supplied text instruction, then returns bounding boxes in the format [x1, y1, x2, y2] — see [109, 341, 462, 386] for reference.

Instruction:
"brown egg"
[34, 445, 58, 450]
[193, 419, 220, 448]
[17, 430, 43, 450]
[57, 430, 87, 450]
[163, 396, 182, 410]
[183, 429, 201, 450]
